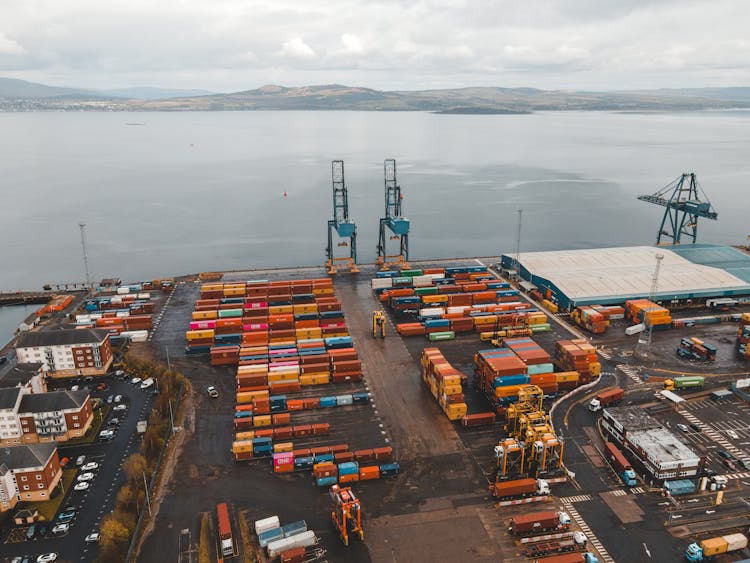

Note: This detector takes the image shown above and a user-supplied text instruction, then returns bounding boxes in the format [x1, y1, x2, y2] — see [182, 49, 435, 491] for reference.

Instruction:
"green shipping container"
[428, 331, 456, 341]
[218, 308, 243, 318]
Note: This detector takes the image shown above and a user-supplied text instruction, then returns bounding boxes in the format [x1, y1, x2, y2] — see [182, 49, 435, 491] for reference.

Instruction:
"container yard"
[103, 253, 750, 563]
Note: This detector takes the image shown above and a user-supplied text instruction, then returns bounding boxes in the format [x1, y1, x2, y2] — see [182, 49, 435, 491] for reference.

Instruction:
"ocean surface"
[1, 109, 749, 294]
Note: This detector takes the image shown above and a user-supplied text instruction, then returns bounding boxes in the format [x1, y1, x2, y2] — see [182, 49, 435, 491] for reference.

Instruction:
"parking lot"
[2, 373, 156, 563]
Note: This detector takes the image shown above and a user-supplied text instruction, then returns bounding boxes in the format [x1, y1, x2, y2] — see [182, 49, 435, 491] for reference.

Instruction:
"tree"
[123, 453, 149, 484]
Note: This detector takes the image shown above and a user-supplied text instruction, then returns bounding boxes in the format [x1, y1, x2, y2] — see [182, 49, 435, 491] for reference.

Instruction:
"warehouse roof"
[16, 328, 109, 348]
[512, 245, 750, 302]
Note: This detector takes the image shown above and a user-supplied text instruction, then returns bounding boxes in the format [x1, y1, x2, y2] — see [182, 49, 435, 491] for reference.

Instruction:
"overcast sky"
[1, 0, 748, 92]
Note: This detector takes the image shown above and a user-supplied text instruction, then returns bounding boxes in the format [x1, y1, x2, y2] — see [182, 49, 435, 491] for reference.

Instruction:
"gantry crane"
[376, 159, 410, 270]
[638, 173, 718, 245]
[330, 485, 364, 546]
[326, 160, 359, 275]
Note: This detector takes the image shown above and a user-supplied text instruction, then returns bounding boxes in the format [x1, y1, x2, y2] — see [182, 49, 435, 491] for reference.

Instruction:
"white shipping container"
[723, 533, 747, 552]
[268, 530, 316, 558]
[255, 516, 281, 534]
[625, 323, 645, 335]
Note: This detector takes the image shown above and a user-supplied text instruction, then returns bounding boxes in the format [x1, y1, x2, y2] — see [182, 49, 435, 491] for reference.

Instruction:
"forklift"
[372, 310, 386, 338]
[330, 485, 364, 546]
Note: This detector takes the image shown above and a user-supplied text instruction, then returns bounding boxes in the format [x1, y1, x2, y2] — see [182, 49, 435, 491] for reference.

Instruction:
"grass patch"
[198, 512, 211, 563]
[65, 405, 111, 445]
[28, 468, 78, 522]
[238, 510, 258, 563]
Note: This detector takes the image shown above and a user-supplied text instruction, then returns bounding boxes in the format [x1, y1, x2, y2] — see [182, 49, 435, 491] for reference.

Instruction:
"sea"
[1, 109, 749, 345]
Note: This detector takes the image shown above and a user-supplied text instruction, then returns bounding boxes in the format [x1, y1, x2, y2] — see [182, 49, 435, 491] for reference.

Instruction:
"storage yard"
[117, 251, 750, 563]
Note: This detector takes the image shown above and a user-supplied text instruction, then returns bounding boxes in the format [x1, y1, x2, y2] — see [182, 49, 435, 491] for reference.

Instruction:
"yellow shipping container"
[192, 310, 218, 320]
[273, 442, 294, 453]
[444, 402, 467, 421]
[699, 538, 728, 557]
[186, 329, 214, 341]
[232, 440, 254, 453]
[235, 431, 255, 441]
[253, 415, 272, 428]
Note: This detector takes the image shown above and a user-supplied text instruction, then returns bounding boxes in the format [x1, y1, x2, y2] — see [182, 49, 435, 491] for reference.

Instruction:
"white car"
[85, 532, 100, 544]
[81, 461, 99, 471]
[37, 555, 58, 563]
[113, 404, 127, 412]
[51, 523, 69, 535]
[130, 377, 142, 385]
[73, 482, 89, 491]
[140, 378, 154, 389]
[77, 472, 95, 482]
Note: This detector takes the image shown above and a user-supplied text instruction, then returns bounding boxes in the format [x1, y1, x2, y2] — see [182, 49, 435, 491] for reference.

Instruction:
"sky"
[0, 0, 748, 92]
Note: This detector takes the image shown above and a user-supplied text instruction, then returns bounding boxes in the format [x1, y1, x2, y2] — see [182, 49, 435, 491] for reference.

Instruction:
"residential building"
[0, 443, 62, 511]
[0, 363, 47, 394]
[0, 389, 92, 446]
[15, 328, 113, 378]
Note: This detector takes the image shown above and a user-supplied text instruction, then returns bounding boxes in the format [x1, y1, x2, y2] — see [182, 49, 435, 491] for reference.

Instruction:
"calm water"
[1, 110, 749, 291]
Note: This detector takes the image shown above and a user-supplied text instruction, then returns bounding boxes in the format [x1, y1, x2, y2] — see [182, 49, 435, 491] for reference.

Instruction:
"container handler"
[372, 310, 386, 338]
[330, 485, 363, 546]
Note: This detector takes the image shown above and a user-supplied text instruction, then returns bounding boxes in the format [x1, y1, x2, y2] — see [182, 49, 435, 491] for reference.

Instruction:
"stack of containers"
[625, 299, 672, 330]
[419, 348, 468, 420]
[553, 340, 601, 383]
[738, 313, 750, 359]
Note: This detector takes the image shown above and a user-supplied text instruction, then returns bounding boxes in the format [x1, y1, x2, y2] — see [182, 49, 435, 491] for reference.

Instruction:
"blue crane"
[376, 159, 410, 269]
[326, 160, 359, 275]
[638, 173, 717, 245]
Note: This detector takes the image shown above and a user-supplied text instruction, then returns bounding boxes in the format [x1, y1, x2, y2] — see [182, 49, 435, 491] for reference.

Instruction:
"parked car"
[85, 532, 100, 544]
[77, 472, 95, 482]
[130, 377, 142, 385]
[37, 555, 58, 563]
[81, 461, 99, 471]
[51, 523, 69, 535]
[73, 482, 90, 491]
[113, 404, 127, 412]
[207, 386, 219, 398]
[75, 455, 86, 466]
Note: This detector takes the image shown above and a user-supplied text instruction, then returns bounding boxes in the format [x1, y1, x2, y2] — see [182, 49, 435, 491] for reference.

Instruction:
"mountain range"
[2, 77, 750, 112]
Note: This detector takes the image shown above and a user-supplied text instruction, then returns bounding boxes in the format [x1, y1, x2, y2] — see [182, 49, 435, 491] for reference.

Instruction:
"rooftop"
[19, 390, 89, 414]
[511, 244, 750, 302]
[16, 328, 109, 348]
[0, 443, 56, 471]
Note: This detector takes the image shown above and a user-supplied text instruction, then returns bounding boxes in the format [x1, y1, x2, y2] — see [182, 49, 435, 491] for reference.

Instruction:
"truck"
[216, 502, 234, 557]
[490, 478, 550, 499]
[664, 376, 705, 391]
[603, 442, 637, 486]
[588, 387, 624, 412]
[524, 531, 587, 557]
[685, 533, 748, 561]
[534, 552, 599, 563]
[510, 510, 571, 536]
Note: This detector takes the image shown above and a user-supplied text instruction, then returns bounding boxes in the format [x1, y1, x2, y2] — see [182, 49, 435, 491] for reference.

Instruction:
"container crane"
[638, 173, 718, 245]
[326, 160, 359, 275]
[376, 159, 410, 270]
[330, 484, 364, 546]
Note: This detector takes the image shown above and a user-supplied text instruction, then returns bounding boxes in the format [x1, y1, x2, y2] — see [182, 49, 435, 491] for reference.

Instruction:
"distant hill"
[2, 77, 750, 112]
[100, 87, 216, 100]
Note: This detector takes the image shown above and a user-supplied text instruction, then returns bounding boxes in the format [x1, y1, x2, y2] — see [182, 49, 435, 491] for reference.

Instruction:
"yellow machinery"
[330, 485, 364, 546]
[372, 310, 386, 338]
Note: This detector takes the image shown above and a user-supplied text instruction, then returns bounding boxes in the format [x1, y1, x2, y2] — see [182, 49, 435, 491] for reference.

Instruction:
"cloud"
[0, 32, 25, 55]
[281, 37, 316, 60]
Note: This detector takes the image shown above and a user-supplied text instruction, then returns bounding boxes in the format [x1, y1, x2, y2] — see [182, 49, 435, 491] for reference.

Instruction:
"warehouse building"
[15, 328, 113, 378]
[500, 243, 750, 311]
[601, 406, 704, 481]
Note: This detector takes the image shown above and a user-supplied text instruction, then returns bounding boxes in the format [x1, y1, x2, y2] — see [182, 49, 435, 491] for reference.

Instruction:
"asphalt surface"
[2, 375, 155, 563]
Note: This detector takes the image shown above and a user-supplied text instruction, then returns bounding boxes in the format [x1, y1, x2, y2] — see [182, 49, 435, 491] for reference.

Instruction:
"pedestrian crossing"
[562, 502, 616, 563]
[617, 364, 642, 384]
[559, 494, 593, 503]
